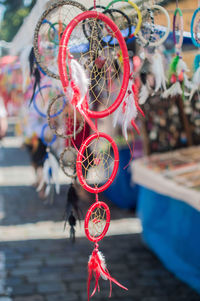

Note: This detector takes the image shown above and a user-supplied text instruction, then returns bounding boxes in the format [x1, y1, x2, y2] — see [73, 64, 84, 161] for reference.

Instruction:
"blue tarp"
[137, 186, 200, 294]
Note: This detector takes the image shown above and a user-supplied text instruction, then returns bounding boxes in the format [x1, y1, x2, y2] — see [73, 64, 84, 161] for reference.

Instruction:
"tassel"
[139, 84, 149, 105]
[28, 47, 42, 105]
[64, 184, 82, 242]
[113, 78, 140, 140]
[151, 50, 166, 92]
[87, 246, 128, 301]
[64, 184, 82, 226]
[37, 151, 60, 198]
[68, 211, 76, 243]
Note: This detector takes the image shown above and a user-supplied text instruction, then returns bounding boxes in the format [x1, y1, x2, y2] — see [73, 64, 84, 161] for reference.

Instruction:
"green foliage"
[0, 0, 36, 42]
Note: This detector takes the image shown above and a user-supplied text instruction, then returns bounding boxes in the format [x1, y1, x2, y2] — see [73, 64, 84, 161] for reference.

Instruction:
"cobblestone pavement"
[0, 135, 200, 301]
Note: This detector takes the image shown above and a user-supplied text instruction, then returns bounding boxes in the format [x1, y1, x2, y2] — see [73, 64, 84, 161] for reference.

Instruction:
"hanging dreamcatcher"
[162, 2, 192, 100]
[105, 0, 142, 40]
[37, 123, 59, 203]
[58, 9, 130, 297]
[76, 132, 128, 299]
[137, 2, 170, 105]
[190, 4, 200, 100]
[58, 10, 130, 127]
[33, 0, 87, 79]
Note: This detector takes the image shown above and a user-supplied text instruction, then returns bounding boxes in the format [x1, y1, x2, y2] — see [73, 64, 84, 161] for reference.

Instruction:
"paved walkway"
[0, 136, 199, 301]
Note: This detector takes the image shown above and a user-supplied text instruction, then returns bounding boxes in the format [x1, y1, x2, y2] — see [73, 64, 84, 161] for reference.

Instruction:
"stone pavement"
[0, 135, 200, 301]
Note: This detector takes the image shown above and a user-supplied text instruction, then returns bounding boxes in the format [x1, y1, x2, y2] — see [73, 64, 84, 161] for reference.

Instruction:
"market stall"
[131, 146, 200, 293]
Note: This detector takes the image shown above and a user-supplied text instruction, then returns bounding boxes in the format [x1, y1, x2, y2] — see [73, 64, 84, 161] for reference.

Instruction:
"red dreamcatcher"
[58, 8, 130, 300]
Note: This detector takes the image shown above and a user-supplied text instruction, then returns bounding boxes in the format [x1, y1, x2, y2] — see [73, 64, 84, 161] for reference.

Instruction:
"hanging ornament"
[85, 202, 128, 300]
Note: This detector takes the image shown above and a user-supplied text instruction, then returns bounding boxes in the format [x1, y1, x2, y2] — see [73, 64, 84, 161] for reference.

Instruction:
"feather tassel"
[87, 247, 128, 301]
[151, 51, 166, 92]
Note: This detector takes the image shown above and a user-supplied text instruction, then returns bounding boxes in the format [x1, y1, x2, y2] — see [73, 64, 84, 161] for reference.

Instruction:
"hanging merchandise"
[36, 122, 59, 203]
[57, 8, 130, 298]
[76, 133, 128, 299]
[33, 0, 87, 79]
[105, 0, 142, 39]
[58, 10, 130, 123]
[162, 2, 192, 100]
[190, 3, 200, 100]
[137, 3, 170, 47]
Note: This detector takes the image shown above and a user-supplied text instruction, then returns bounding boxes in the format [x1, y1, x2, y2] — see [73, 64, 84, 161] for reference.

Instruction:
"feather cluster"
[113, 78, 143, 140]
[87, 249, 128, 301]
[37, 152, 60, 197]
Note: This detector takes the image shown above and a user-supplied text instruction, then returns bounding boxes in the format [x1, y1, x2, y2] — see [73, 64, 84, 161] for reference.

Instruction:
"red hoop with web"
[76, 132, 119, 194]
[85, 201, 110, 242]
[58, 10, 130, 120]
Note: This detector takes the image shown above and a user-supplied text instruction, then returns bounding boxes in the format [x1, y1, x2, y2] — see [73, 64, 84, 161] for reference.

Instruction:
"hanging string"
[94, 0, 96, 9]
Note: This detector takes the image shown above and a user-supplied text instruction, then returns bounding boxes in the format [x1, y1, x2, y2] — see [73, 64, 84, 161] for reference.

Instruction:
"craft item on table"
[58, 10, 130, 126]
[105, 0, 142, 39]
[37, 123, 59, 203]
[33, 0, 86, 79]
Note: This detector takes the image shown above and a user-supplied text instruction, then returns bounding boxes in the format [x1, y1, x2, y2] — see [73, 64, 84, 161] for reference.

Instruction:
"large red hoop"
[84, 201, 110, 242]
[58, 10, 130, 119]
[76, 132, 119, 194]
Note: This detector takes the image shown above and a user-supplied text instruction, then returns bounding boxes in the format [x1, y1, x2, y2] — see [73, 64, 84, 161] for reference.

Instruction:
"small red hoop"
[84, 201, 110, 242]
[76, 132, 119, 194]
[58, 10, 130, 119]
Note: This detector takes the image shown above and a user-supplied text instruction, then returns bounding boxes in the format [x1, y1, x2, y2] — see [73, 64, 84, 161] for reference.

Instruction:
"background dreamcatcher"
[33, 0, 87, 79]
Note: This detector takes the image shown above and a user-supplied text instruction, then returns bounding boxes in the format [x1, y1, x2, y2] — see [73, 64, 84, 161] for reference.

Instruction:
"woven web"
[60, 147, 77, 178]
[106, 2, 140, 38]
[138, 7, 154, 43]
[81, 137, 115, 188]
[139, 7, 168, 44]
[35, 3, 85, 77]
[66, 16, 124, 113]
[88, 205, 107, 238]
[42, 124, 55, 145]
[48, 95, 84, 138]
[149, 7, 169, 43]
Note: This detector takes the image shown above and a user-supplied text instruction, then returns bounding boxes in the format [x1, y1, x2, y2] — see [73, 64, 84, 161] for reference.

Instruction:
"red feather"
[87, 248, 128, 301]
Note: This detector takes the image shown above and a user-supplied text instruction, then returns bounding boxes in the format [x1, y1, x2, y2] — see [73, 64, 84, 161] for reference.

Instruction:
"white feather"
[37, 152, 60, 196]
[139, 85, 149, 105]
[113, 79, 138, 140]
[162, 82, 183, 98]
[151, 51, 166, 92]
[70, 59, 89, 108]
